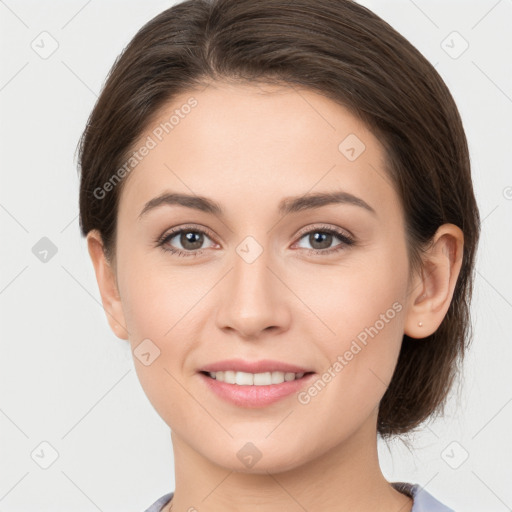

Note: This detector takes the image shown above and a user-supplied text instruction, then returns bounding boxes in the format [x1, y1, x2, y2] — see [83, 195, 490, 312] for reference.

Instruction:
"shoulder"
[145, 485, 455, 512]
[392, 481, 455, 512]
[143, 491, 174, 512]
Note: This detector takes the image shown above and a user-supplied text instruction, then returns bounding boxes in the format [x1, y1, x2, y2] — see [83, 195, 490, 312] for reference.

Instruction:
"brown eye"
[176, 230, 205, 251]
[307, 232, 334, 250]
[157, 226, 216, 257]
[295, 226, 355, 255]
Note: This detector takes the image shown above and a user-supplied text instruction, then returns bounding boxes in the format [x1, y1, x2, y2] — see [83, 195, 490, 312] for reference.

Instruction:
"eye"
[156, 225, 217, 257]
[155, 223, 355, 258]
[293, 225, 355, 255]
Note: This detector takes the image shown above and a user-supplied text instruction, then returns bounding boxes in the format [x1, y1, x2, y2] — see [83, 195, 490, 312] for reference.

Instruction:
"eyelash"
[155, 223, 356, 258]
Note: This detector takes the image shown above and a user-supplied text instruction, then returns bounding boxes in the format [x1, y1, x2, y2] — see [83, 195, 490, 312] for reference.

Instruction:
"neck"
[166, 411, 413, 512]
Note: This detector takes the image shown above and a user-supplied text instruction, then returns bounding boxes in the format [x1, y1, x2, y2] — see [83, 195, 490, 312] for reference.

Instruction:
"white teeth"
[207, 370, 306, 385]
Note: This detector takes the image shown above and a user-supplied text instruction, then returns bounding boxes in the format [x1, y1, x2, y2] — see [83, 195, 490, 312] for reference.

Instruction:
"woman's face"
[99, 82, 418, 472]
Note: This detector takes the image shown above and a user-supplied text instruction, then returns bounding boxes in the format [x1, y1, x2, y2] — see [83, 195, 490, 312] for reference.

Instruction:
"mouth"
[196, 358, 317, 407]
[199, 370, 315, 386]
[198, 369, 317, 408]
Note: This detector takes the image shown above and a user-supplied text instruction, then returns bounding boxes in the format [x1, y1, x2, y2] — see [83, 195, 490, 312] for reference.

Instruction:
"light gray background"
[1, 0, 511, 510]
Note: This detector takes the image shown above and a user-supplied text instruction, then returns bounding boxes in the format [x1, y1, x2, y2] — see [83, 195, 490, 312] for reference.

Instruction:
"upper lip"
[199, 359, 314, 374]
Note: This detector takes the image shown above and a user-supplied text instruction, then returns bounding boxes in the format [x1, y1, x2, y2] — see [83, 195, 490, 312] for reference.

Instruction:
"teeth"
[207, 370, 306, 385]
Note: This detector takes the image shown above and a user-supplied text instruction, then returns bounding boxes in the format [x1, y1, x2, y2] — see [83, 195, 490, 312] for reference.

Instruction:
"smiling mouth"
[199, 370, 315, 386]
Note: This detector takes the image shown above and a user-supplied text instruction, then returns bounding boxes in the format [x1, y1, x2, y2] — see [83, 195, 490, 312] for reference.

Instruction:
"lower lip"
[198, 372, 316, 408]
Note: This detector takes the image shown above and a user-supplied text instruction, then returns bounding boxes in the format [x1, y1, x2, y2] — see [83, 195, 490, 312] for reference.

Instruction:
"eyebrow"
[138, 190, 376, 220]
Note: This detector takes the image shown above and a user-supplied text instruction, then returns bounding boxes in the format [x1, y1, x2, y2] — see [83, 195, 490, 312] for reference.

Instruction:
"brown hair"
[77, 0, 480, 438]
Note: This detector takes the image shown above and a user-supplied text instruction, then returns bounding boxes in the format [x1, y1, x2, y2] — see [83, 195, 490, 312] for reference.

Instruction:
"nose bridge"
[215, 234, 290, 337]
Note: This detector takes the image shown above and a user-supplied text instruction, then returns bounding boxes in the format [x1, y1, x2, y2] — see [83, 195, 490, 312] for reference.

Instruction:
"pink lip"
[199, 358, 313, 374]
[198, 372, 316, 408]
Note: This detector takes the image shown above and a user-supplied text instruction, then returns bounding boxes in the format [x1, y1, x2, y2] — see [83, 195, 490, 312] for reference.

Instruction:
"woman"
[78, 0, 480, 510]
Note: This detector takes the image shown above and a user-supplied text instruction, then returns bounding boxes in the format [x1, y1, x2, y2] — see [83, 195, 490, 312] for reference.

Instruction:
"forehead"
[118, 82, 395, 222]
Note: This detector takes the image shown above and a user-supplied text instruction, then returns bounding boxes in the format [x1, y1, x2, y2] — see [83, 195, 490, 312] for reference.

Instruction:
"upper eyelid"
[294, 223, 353, 239]
[163, 224, 217, 242]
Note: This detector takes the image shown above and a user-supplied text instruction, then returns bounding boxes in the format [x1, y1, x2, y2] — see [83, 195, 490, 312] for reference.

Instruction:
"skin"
[87, 81, 464, 512]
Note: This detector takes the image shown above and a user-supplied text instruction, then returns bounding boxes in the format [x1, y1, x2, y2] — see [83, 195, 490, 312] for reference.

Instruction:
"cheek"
[294, 246, 408, 394]
[117, 245, 203, 339]
[295, 284, 406, 433]
[293, 257, 406, 344]
[118, 257, 200, 420]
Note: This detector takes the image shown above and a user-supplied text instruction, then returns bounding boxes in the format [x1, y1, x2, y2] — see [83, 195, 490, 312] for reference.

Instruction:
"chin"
[208, 444, 309, 475]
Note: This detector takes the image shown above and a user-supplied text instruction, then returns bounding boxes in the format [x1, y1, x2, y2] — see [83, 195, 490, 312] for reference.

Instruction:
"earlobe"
[86, 230, 130, 340]
[404, 224, 464, 339]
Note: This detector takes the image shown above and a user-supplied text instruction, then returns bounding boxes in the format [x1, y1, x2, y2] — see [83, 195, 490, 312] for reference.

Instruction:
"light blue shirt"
[143, 482, 455, 511]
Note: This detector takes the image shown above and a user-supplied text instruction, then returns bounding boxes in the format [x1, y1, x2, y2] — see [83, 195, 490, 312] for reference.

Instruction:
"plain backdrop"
[0, 0, 511, 511]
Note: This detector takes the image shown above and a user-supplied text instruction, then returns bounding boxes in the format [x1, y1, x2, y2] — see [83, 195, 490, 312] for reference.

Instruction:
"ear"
[86, 229, 129, 340]
[404, 223, 464, 339]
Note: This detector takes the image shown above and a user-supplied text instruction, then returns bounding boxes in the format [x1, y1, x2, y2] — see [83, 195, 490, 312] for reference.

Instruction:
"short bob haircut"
[77, 0, 481, 439]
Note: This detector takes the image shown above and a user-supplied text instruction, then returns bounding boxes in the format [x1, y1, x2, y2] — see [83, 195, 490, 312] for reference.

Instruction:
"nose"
[215, 243, 291, 339]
